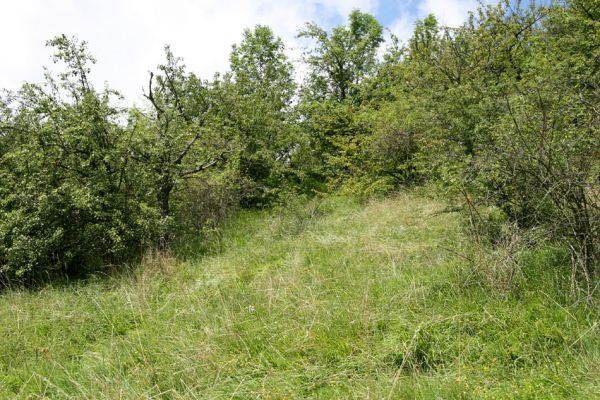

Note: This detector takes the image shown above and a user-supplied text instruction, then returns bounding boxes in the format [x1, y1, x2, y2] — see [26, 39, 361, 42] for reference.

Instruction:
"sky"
[0, 0, 489, 103]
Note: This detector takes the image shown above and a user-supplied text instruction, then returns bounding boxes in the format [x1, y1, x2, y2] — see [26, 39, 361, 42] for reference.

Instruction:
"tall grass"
[1, 193, 599, 399]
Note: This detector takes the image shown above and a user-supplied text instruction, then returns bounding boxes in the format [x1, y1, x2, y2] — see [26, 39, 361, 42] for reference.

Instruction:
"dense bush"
[0, 1, 598, 288]
[0, 36, 157, 284]
[362, 0, 599, 288]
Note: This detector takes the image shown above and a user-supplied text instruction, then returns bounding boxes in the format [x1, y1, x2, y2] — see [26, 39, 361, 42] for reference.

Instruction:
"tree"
[298, 9, 383, 102]
[297, 11, 384, 189]
[0, 35, 152, 283]
[134, 47, 230, 248]
[230, 25, 295, 107]
[485, 0, 600, 283]
[225, 26, 300, 205]
[373, 0, 599, 286]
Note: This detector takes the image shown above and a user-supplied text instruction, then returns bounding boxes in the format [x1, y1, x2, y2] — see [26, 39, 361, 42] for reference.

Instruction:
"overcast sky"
[0, 0, 486, 103]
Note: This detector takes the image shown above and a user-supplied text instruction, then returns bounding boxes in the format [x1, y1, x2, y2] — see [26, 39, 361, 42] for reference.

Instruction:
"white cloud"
[0, 0, 378, 104]
[386, 0, 484, 52]
[320, 0, 378, 17]
[418, 0, 477, 27]
[1, 0, 489, 103]
[388, 14, 415, 45]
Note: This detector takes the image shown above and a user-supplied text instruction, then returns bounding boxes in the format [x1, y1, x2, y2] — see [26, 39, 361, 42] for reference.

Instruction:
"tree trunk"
[157, 174, 174, 251]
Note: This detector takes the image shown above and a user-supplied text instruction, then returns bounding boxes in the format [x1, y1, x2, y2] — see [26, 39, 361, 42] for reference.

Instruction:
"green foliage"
[132, 46, 229, 248]
[1, 0, 598, 294]
[1, 194, 598, 398]
[299, 9, 383, 102]
[296, 11, 385, 191]
[368, 1, 599, 282]
[230, 25, 295, 106]
[0, 36, 155, 283]
[225, 25, 302, 206]
[2, 3, 600, 397]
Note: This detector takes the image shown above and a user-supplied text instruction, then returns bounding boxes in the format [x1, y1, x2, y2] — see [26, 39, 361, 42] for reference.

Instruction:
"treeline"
[0, 0, 598, 288]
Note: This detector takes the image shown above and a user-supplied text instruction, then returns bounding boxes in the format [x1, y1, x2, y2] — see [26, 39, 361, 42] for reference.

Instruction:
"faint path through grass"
[1, 193, 599, 398]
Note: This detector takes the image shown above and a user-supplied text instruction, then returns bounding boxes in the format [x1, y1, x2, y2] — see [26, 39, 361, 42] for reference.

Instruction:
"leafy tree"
[133, 47, 230, 248]
[371, 0, 599, 284]
[224, 26, 300, 205]
[298, 11, 384, 189]
[299, 10, 384, 102]
[0, 35, 153, 283]
[485, 0, 600, 282]
[230, 25, 295, 108]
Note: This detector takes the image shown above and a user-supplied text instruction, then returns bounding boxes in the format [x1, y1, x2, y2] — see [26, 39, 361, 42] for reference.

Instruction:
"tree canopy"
[0, 1, 598, 288]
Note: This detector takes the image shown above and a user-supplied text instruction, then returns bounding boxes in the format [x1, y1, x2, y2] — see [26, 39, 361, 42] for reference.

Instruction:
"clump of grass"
[1, 193, 599, 399]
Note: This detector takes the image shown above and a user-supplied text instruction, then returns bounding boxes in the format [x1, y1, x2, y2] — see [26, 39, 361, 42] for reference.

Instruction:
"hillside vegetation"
[1, 1, 599, 397]
[2, 194, 599, 399]
[1, 1, 597, 286]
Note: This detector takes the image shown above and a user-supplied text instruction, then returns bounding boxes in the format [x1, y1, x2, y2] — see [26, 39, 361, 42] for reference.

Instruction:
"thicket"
[0, 0, 598, 289]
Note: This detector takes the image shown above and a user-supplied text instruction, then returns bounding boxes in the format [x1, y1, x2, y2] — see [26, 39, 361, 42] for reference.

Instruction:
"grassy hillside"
[1, 194, 599, 399]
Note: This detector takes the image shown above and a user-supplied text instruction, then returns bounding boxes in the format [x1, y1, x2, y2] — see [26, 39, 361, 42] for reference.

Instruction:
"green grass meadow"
[1, 194, 599, 399]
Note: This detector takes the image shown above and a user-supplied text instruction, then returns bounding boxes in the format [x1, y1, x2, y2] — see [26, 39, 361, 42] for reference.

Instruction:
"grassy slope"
[1, 194, 599, 399]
